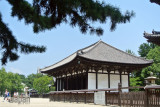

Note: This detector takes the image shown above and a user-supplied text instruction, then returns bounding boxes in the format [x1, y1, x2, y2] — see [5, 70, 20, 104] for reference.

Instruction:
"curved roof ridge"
[101, 41, 153, 63]
[144, 31, 160, 37]
[80, 40, 102, 54]
[79, 40, 101, 52]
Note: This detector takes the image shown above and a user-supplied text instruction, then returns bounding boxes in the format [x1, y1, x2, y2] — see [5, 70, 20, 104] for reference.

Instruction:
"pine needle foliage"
[7, 0, 135, 35]
[150, 0, 160, 5]
[0, 0, 135, 64]
[0, 14, 46, 65]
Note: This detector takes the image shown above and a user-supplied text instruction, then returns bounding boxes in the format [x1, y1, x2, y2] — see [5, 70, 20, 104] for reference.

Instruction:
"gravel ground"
[0, 97, 119, 107]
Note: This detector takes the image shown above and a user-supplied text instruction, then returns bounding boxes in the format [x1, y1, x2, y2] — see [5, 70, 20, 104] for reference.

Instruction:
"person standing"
[4, 89, 8, 101]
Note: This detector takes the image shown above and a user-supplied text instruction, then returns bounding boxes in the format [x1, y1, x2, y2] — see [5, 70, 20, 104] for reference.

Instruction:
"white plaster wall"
[88, 72, 129, 91]
[98, 74, 108, 89]
[110, 75, 120, 88]
[122, 75, 128, 92]
[88, 73, 96, 89]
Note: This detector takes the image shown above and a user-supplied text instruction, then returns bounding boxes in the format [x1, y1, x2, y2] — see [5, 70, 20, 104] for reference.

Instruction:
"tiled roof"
[79, 40, 152, 64]
[144, 30, 160, 45]
[40, 40, 153, 72]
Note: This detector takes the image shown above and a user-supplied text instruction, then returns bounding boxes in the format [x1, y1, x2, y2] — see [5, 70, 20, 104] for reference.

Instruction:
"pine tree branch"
[7, 0, 135, 35]
[0, 13, 46, 65]
[150, 0, 160, 5]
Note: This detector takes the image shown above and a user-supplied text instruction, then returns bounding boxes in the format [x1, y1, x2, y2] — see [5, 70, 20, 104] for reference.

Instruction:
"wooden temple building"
[144, 30, 160, 46]
[40, 40, 153, 91]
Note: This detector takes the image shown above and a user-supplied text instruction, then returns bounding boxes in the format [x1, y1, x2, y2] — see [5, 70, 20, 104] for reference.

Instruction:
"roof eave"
[78, 56, 153, 66]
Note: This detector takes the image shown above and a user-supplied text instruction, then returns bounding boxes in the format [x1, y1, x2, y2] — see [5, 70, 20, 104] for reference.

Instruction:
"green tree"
[7, 72, 24, 95]
[0, 68, 9, 95]
[33, 75, 53, 95]
[126, 49, 136, 56]
[0, 67, 24, 96]
[19, 74, 27, 85]
[0, 0, 134, 64]
[130, 77, 143, 91]
[138, 43, 156, 57]
[125, 49, 143, 89]
[141, 46, 160, 84]
[26, 73, 43, 89]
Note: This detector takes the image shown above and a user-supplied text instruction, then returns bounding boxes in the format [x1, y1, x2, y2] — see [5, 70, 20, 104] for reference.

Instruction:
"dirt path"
[0, 97, 119, 107]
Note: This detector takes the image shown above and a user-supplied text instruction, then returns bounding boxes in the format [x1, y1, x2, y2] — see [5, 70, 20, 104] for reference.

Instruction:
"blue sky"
[0, 0, 159, 76]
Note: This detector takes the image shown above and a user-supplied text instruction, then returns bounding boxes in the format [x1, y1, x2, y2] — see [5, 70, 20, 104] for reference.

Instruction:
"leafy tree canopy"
[138, 43, 156, 57]
[126, 49, 136, 56]
[141, 46, 160, 82]
[0, 0, 135, 64]
[33, 75, 53, 94]
[0, 67, 24, 95]
[25, 73, 43, 89]
[125, 49, 143, 90]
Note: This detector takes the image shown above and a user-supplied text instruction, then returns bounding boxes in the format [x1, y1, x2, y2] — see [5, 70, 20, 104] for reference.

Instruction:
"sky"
[0, 0, 159, 76]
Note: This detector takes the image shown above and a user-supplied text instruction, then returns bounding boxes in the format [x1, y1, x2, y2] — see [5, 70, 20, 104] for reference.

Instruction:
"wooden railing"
[30, 94, 49, 98]
[10, 96, 30, 104]
[49, 84, 160, 107]
[49, 88, 117, 103]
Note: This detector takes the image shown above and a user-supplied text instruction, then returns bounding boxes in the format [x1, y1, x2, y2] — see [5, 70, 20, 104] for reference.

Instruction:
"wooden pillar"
[76, 71, 78, 90]
[86, 69, 88, 89]
[55, 77, 57, 91]
[68, 77, 70, 90]
[61, 78, 64, 91]
[96, 70, 98, 89]
[120, 71, 122, 84]
[60, 75, 63, 91]
[59, 78, 61, 91]
[81, 74, 83, 89]
[108, 71, 110, 88]
[66, 74, 68, 90]
[118, 83, 122, 106]
[57, 78, 59, 91]
[71, 72, 73, 90]
[128, 72, 130, 87]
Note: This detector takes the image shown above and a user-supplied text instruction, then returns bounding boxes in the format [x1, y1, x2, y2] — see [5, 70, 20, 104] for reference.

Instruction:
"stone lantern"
[145, 72, 158, 86]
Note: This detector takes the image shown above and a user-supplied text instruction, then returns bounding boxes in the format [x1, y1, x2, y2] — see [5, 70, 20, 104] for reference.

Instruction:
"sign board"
[94, 91, 106, 105]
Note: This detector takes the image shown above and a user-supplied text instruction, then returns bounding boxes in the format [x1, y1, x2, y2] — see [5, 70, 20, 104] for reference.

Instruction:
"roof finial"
[152, 29, 155, 34]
